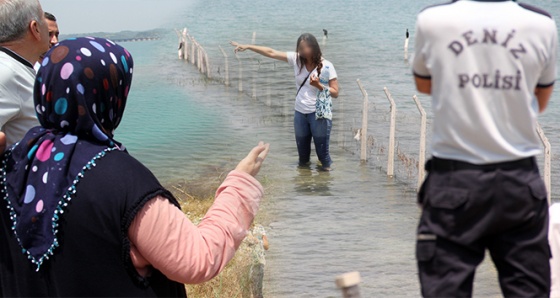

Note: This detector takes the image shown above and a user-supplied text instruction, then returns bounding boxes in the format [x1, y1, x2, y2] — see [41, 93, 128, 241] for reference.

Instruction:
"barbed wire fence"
[175, 27, 553, 204]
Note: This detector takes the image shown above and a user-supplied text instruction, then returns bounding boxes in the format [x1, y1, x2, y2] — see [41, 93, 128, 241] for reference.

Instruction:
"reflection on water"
[294, 166, 334, 196]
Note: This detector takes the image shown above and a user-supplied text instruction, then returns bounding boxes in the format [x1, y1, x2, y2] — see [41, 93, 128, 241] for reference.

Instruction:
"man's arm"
[535, 85, 554, 113]
[415, 76, 432, 95]
[412, 20, 432, 95]
[535, 22, 557, 113]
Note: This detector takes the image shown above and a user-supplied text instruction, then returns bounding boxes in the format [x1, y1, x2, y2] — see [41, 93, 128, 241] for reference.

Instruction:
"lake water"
[114, 0, 560, 296]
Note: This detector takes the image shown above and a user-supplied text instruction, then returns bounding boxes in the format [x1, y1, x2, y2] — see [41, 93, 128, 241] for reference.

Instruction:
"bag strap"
[296, 71, 312, 97]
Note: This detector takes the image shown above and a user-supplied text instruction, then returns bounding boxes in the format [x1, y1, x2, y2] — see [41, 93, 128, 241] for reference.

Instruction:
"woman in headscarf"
[0, 37, 270, 297]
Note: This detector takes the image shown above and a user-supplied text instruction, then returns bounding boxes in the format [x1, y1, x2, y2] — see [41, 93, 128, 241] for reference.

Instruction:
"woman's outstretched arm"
[128, 142, 270, 284]
[230, 41, 288, 62]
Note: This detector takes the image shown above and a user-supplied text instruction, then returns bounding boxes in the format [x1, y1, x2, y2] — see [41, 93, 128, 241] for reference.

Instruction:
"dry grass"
[166, 168, 271, 298]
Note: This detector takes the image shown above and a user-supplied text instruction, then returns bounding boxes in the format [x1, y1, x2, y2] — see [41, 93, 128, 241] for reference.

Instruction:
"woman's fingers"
[235, 142, 270, 177]
[230, 41, 247, 53]
[310, 74, 319, 83]
[230, 41, 241, 53]
[255, 142, 270, 165]
[248, 141, 269, 164]
[246, 141, 264, 159]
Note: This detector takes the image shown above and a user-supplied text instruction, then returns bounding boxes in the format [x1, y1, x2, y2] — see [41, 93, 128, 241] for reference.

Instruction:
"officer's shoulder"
[418, 0, 456, 15]
[517, 2, 553, 20]
[416, 0, 457, 27]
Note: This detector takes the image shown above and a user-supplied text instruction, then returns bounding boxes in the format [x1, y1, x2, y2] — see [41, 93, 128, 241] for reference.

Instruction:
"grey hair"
[0, 0, 44, 43]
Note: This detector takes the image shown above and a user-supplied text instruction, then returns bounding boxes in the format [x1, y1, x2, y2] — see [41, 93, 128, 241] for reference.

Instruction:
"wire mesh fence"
[175, 27, 553, 202]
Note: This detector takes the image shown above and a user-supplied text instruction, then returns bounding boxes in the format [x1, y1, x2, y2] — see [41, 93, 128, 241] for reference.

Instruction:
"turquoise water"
[114, 0, 560, 296]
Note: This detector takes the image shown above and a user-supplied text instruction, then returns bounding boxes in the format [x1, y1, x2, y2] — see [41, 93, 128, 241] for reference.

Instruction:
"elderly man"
[0, 0, 50, 147]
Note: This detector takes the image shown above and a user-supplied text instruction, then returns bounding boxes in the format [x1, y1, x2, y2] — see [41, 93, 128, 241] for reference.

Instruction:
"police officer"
[412, 0, 557, 297]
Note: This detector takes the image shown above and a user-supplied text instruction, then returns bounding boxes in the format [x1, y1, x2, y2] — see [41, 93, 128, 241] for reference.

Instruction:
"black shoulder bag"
[296, 72, 312, 97]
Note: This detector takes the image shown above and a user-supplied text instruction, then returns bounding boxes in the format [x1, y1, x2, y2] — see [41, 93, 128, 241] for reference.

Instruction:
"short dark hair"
[44, 12, 57, 22]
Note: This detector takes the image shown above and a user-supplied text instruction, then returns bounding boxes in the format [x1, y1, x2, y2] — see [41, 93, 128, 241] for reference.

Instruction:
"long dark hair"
[296, 33, 323, 77]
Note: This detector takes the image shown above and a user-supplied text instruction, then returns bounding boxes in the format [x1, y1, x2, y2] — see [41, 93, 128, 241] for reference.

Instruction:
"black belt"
[425, 157, 536, 172]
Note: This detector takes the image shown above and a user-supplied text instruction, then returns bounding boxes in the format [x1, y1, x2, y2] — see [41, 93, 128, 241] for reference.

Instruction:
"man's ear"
[29, 20, 42, 41]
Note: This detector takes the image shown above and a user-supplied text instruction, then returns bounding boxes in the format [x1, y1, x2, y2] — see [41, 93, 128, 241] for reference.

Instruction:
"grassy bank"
[166, 168, 271, 298]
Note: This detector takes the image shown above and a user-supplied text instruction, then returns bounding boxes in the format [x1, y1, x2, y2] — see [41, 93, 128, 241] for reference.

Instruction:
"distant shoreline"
[60, 28, 166, 43]
[111, 37, 161, 43]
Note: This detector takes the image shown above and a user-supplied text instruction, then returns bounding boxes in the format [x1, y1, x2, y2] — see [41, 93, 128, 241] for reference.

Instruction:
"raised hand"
[310, 74, 322, 90]
[235, 141, 270, 177]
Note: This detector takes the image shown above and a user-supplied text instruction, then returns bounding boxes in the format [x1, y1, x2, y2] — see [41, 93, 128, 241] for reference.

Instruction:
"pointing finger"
[257, 143, 270, 163]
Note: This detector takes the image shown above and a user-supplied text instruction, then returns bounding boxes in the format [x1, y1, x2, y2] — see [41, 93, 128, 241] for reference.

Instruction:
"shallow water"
[114, 0, 560, 296]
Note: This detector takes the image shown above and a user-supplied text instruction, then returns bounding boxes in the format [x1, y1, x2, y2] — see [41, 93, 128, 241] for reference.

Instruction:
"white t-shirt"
[0, 48, 40, 147]
[413, 0, 558, 164]
[286, 51, 337, 114]
[551, 203, 560, 297]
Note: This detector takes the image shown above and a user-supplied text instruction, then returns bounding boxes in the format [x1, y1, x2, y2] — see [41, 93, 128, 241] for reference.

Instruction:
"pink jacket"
[128, 170, 263, 284]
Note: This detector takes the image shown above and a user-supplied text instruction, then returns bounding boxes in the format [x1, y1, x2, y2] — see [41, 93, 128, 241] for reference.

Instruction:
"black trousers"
[416, 157, 551, 297]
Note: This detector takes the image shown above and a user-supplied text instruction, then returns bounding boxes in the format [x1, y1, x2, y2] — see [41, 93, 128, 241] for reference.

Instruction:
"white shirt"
[34, 61, 41, 73]
[413, 0, 558, 164]
[286, 51, 337, 114]
[0, 48, 40, 147]
[550, 203, 560, 298]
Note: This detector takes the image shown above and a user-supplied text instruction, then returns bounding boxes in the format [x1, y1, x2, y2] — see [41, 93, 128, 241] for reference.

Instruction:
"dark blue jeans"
[294, 111, 332, 168]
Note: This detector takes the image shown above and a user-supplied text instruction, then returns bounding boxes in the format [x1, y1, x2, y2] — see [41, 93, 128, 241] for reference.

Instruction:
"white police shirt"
[0, 48, 40, 147]
[413, 0, 558, 164]
[286, 52, 337, 114]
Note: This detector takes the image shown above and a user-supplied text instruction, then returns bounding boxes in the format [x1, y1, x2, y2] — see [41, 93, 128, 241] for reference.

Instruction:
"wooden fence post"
[412, 95, 427, 190]
[383, 87, 397, 178]
[266, 75, 271, 106]
[218, 46, 229, 86]
[181, 28, 188, 61]
[335, 271, 361, 298]
[199, 46, 205, 74]
[193, 40, 198, 69]
[204, 48, 211, 79]
[235, 53, 243, 92]
[357, 79, 368, 162]
[197, 43, 202, 72]
[189, 35, 195, 65]
[252, 31, 257, 99]
[176, 28, 187, 60]
[536, 122, 552, 205]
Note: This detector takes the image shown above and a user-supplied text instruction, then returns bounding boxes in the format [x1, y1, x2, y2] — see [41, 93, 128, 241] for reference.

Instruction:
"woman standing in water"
[231, 33, 339, 171]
